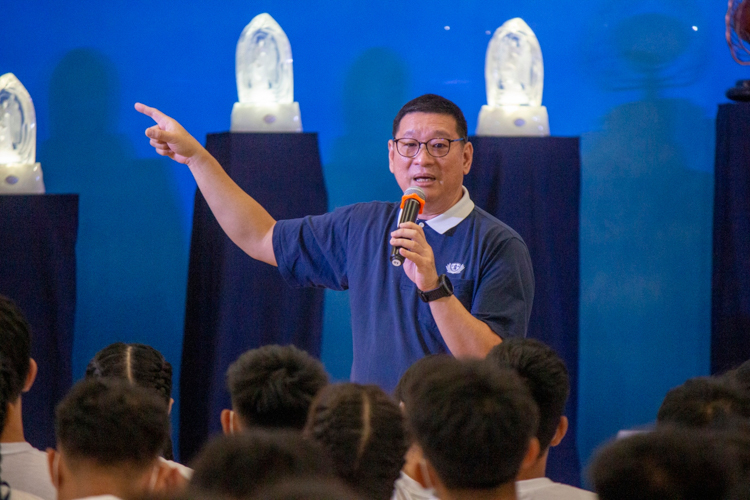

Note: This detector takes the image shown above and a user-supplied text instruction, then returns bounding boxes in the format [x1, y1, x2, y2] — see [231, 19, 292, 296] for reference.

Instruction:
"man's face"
[388, 112, 473, 217]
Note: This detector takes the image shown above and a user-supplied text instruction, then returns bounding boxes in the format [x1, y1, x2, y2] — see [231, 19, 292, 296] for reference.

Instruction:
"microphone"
[390, 187, 426, 267]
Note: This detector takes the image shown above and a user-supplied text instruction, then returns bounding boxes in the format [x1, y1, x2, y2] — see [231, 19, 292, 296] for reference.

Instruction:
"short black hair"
[723, 358, 750, 398]
[486, 338, 570, 451]
[657, 376, 750, 428]
[392, 94, 468, 140]
[190, 430, 334, 498]
[404, 357, 538, 490]
[304, 383, 407, 500]
[589, 428, 741, 500]
[0, 296, 32, 401]
[393, 354, 450, 404]
[55, 378, 169, 467]
[226, 344, 328, 430]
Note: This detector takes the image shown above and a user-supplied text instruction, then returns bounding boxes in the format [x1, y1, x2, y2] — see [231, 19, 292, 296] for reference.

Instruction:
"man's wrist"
[418, 274, 454, 302]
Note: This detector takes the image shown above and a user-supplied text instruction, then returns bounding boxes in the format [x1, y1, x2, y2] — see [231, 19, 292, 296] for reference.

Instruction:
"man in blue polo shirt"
[136, 94, 534, 391]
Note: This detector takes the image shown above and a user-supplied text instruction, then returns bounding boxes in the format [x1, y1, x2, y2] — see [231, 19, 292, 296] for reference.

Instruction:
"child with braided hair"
[85, 343, 190, 479]
[303, 383, 408, 500]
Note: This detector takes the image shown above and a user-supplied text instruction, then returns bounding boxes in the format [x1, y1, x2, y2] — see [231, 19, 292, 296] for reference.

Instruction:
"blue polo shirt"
[272, 188, 534, 392]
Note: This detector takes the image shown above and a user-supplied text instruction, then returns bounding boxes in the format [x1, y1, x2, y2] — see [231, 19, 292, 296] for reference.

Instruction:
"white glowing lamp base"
[0, 163, 45, 194]
[230, 102, 302, 133]
[475, 105, 549, 137]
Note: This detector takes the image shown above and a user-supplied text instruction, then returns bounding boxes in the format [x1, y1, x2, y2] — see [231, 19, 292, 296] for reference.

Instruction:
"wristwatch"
[418, 274, 454, 302]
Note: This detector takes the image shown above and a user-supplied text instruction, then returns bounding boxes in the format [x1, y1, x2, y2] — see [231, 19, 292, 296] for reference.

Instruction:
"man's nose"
[413, 143, 433, 164]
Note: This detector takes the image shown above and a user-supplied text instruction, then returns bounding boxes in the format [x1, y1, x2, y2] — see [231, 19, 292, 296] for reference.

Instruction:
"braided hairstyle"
[0, 353, 15, 500]
[85, 343, 174, 459]
[303, 383, 407, 500]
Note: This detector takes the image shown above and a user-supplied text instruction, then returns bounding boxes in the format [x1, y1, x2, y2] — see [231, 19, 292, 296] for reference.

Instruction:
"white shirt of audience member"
[516, 478, 598, 500]
[0, 442, 55, 500]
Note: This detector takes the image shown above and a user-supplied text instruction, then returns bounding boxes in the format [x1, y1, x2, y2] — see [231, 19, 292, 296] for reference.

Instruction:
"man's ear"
[461, 140, 473, 175]
[47, 448, 62, 489]
[520, 437, 541, 471]
[23, 358, 38, 392]
[168, 398, 174, 415]
[220, 409, 232, 435]
[549, 416, 569, 448]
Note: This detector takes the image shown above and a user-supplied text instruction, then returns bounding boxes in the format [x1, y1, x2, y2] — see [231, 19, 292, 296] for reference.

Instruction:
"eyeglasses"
[393, 137, 466, 158]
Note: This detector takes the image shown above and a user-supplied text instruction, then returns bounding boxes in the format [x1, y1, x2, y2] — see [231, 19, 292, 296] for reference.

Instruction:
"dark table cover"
[712, 103, 750, 374]
[0, 194, 78, 450]
[179, 133, 328, 463]
[465, 136, 581, 486]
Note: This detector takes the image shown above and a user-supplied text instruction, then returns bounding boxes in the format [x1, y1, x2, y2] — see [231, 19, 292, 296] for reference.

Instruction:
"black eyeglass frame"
[392, 137, 466, 158]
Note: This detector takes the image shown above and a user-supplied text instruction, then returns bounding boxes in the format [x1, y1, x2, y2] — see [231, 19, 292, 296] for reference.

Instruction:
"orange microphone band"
[400, 193, 425, 214]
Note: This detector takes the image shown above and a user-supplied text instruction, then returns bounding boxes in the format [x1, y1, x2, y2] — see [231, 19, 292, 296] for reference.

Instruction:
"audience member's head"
[0, 296, 36, 408]
[50, 378, 170, 500]
[657, 376, 750, 429]
[723, 358, 750, 399]
[223, 345, 328, 434]
[190, 430, 334, 499]
[86, 342, 174, 459]
[304, 383, 407, 500]
[589, 427, 741, 500]
[404, 357, 539, 498]
[486, 338, 570, 478]
[0, 353, 19, 492]
[393, 354, 450, 405]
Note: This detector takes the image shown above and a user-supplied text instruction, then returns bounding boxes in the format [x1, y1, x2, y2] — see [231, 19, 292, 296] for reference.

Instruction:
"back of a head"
[486, 338, 569, 451]
[405, 357, 539, 491]
[0, 296, 31, 403]
[55, 377, 169, 469]
[226, 344, 328, 429]
[393, 354, 451, 405]
[392, 94, 468, 140]
[0, 353, 16, 485]
[589, 427, 740, 500]
[657, 376, 750, 428]
[190, 430, 334, 498]
[85, 342, 172, 405]
[85, 342, 174, 459]
[724, 358, 750, 398]
[304, 383, 407, 500]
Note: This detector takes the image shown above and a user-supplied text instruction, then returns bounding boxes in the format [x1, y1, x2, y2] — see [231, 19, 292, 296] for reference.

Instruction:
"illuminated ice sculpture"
[0, 73, 44, 194]
[230, 13, 302, 132]
[476, 18, 549, 136]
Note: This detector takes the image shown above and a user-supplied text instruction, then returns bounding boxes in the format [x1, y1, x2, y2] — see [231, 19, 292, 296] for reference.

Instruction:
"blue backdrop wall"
[2, 0, 744, 476]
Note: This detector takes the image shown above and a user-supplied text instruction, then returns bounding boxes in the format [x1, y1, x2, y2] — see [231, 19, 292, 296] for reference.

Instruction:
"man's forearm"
[429, 296, 502, 358]
[187, 149, 277, 266]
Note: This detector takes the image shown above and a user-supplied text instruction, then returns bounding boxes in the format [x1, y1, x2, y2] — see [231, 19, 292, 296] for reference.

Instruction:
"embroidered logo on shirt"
[446, 263, 465, 274]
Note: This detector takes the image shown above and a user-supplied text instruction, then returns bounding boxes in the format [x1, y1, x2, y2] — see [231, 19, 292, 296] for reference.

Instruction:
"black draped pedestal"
[0, 194, 78, 450]
[712, 103, 750, 374]
[179, 133, 328, 462]
[465, 136, 581, 486]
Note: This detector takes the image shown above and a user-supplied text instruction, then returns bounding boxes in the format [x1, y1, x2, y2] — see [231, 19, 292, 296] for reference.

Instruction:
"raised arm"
[135, 103, 277, 266]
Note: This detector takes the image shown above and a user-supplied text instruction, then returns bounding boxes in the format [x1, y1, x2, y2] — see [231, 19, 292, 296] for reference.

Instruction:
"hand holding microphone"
[390, 187, 426, 267]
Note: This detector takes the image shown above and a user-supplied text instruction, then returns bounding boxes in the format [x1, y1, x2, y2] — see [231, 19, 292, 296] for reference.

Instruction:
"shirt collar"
[423, 186, 474, 234]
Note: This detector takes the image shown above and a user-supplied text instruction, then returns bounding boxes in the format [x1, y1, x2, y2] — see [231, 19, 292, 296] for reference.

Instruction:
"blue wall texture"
[2, 0, 745, 474]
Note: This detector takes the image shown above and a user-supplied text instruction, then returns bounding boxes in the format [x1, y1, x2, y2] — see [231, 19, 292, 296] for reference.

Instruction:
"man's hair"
[190, 430, 334, 498]
[404, 357, 539, 490]
[55, 378, 169, 467]
[657, 376, 750, 428]
[392, 94, 468, 140]
[486, 338, 570, 451]
[226, 344, 328, 430]
[304, 383, 407, 500]
[250, 477, 365, 500]
[723, 358, 750, 398]
[0, 296, 32, 401]
[589, 428, 741, 500]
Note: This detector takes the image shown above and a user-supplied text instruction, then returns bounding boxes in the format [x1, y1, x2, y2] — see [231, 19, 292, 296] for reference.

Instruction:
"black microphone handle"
[390, 198, 422, 266]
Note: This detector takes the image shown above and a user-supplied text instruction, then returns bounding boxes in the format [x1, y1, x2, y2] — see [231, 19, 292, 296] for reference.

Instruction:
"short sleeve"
[272, 208, 352, 291]
[472, 236, 535, 339]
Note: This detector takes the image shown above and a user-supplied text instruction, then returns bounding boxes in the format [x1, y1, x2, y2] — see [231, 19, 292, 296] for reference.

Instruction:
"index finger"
[134, 102, 168, 126]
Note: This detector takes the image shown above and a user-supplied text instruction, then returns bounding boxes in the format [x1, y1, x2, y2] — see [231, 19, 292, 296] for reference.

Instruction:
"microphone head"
[403, 187, 426, 202]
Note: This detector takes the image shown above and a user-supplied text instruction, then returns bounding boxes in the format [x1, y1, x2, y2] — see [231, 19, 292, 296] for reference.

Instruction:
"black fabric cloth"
[0, 194, 78, 450]
[712, 103, 750, 374]
[465, 136, 581, 486]
[179, 133, 328, 463]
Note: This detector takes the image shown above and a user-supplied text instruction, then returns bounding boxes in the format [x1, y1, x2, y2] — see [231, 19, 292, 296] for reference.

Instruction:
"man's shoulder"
[468, 205, 525, 241]
[517, 478, 598, 500]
